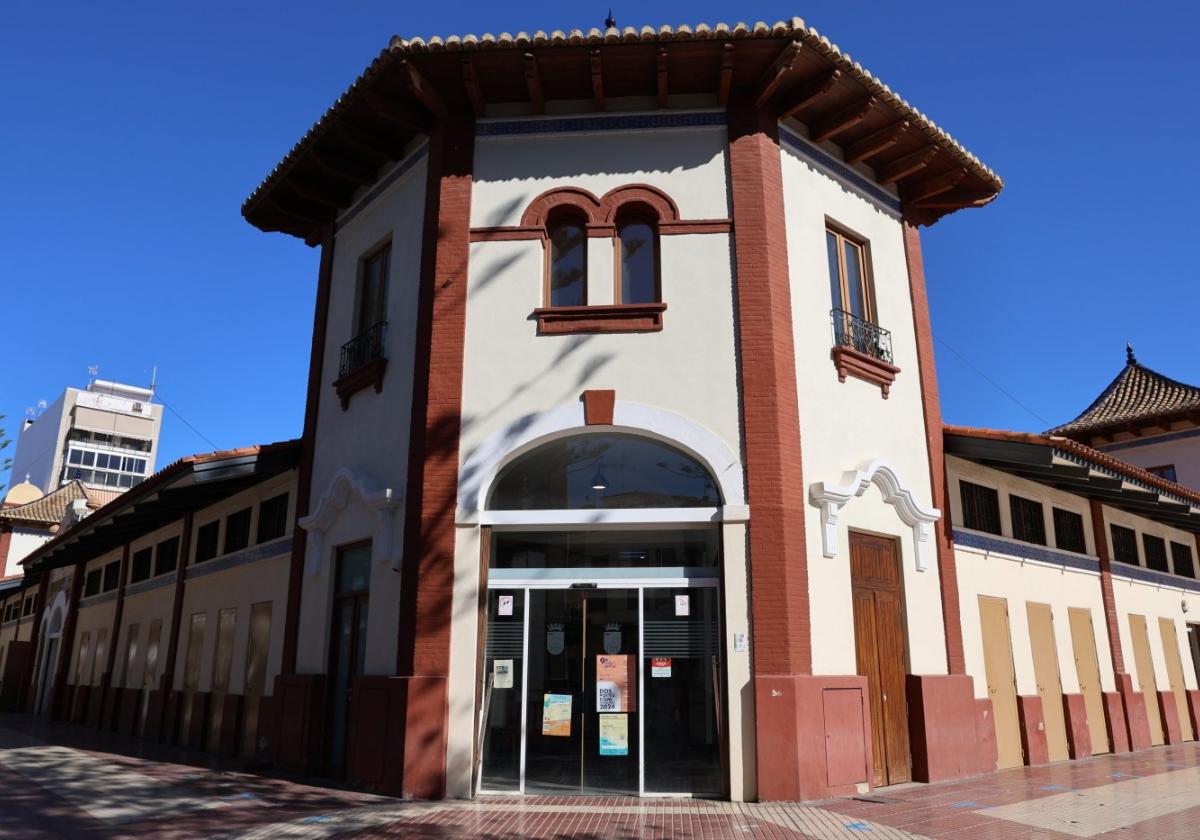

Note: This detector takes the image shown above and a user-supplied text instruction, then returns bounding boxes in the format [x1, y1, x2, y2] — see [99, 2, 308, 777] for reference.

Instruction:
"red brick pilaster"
[1090, 500, 1126, 675]
[394, 114, 475, 799]
[281, 227, 335, 676]
[902, 221, 965, 674]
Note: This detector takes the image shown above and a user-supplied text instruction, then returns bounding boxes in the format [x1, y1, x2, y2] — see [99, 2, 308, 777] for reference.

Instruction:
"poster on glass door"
[596, 655, 636, 712]
[599, 714, 629, 756]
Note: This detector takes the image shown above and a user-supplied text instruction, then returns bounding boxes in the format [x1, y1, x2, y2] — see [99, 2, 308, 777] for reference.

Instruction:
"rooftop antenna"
[36, 400, 47, 416]
[605, 9, 616, 29]
[150, 365, 158, 399]
[87, 364, 99, 386]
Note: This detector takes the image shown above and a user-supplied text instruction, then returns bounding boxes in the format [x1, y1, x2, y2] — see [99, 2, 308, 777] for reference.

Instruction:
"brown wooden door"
[1026, 603, 1069, 762]
[979, 595, 1023, 769]
[1158, 618, 1193, 742]
[850, 532, 910, 786]
[1129, 614, 1164, 745]
[1068, 608, 1109, 754]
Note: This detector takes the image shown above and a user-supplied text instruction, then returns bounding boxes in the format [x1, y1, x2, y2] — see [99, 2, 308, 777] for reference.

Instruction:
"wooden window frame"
[1052, 507, 1087, 554]
[1171, 541, 1196, 579]
[355, 238, 391, 337]
[825, 220, 877, 325]
[1143, 533, 1169, 573]
[613, 206, 662, 306]
[1110, 524, 1140, 566]
[959, 480, 1002, 536]
[1009, 494, 1047, 546]
[542, 207, 590, 309]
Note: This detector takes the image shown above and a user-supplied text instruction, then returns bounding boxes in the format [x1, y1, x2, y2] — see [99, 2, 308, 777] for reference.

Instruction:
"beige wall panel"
[1068, 607, 1110, 754]
[979, 595, 1023, 769]
[1129, 614, 1164, 746]
[1026, 602, 1069, 762]
[1159, 617, 1193, 741]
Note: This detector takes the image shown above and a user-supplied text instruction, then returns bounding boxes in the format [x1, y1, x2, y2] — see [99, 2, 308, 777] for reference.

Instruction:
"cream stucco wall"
[5, 529, 50, 577]
[780, 127, 945, 677]
[1099, 431, 1200, 492]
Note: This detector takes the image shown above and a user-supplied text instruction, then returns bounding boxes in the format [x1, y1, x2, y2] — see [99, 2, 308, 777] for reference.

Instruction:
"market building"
[10, 14, 1200, 807]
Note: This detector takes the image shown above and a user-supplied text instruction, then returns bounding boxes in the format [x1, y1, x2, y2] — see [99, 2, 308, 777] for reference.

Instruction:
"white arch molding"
[456, 399, 746, 521]
[299, 467, 403, 575]
[808, 459, 941, 571]
[42, 587, 68, 638]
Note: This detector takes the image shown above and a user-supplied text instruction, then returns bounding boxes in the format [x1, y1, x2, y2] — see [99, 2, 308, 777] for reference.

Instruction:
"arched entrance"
[476, 432, 726, 797]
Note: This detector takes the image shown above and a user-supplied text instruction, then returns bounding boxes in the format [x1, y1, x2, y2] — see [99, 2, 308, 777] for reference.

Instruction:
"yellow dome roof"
[3, 478, 44, 507]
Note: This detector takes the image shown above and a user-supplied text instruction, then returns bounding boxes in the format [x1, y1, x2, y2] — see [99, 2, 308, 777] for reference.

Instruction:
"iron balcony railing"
[831, 309, 893, 365]
[339, 320, 388, 377]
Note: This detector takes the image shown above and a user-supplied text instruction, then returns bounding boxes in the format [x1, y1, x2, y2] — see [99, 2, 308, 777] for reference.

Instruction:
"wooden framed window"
[545, 210, 587, 307]
[84, 568, 102, 597]
[826, 223, 875, 325]
[223, 508, 252, 555]
[1052, 508, 1087, 554]
[1009, 495, 1046, 545]
[356, 241, 390, 335]
[256, 493, 290, 544]
[130, 548, 153, 584]
[1110, 524, 1139, 565]
[1147, 464, 1178, 482]
[102, 561, 120, 592]
[615, 210, 660, 305]
[154, 536, 179, 577]
[1172, 541, 1195, 578]
[960, 481, 1001, 535]
[1143, 534, 1169, 573]
[195, 521, 220, 563]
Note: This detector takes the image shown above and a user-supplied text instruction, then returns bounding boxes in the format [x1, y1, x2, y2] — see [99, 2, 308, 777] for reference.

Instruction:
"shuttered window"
[130, 548, 153, 584]
[1111, 525, 1139, 565]
[1009, 495, 1046, 545]
[960, 481, 1002, 535]
[1052, 508, 1087, 554]
[1143, 535, 1169, 573]
[1171, 541, 1195, 579]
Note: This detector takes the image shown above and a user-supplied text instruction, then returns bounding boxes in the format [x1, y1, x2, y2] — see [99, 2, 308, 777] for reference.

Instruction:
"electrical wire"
[152, 389, 219, 452]
[934, 333, 1050, 427]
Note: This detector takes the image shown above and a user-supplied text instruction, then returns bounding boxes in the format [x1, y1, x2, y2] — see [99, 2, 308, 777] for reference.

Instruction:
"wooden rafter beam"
[779, 68, 841, 118]
[461, 57, 485, 117]
[590, 49, 605, 112]
[657, 48, 669, 108]
[524, 52, 544, 115]
[336, 123, 397, 161]
[902, 168, 968, 204]
[843, 121, 908, 164]
[810, 96, 876, 143]
[363, 91, 430, 130]
[754, 40, 803, 108]
[876, 146, 937, 185]
[396, 59, 445, 118]
[718, 43, 734, 106]
[309, 148, 376, 186]
[286, 177, 348, 209]
[263, 195, 328, 227]
[908, 188, 996, 209]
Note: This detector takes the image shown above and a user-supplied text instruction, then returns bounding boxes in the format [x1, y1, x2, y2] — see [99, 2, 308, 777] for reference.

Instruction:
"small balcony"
[334, 321, 388, 410]
[829, 309, 900, 398]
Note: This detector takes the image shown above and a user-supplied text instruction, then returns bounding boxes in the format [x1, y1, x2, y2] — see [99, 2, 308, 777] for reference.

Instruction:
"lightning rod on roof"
[1126, 342, 1137, 365]
[605, 9, 616, 29]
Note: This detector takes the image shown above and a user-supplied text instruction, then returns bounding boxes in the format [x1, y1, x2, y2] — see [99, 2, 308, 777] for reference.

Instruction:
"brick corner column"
[726, 96, 815, 800]
[393, 113, 476, 800]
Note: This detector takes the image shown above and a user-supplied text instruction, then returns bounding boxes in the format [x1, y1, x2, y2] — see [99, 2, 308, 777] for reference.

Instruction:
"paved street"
[5, 716, 1200, 838]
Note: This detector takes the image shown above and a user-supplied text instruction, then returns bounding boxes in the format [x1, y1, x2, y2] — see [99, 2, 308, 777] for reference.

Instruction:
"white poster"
[675, 594, 690, 616]
[493, 659, 513, 689]
[498, 594, 513, 616]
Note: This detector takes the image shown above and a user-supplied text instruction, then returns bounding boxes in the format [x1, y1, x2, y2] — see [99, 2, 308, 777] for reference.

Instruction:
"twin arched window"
[546, 204, 660, 308]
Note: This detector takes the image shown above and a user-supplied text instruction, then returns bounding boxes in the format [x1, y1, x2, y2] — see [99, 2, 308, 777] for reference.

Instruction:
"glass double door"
[480, 584, 722, 797]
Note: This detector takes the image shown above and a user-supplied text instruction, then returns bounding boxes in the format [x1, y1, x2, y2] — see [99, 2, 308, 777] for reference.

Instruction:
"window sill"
[333, 357, 388, 410]
[831, 345, 900, 398]
[533, 303, 667, 335]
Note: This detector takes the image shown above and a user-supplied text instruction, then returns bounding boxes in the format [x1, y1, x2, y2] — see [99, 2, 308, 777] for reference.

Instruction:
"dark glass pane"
[490, 434, 719, 510]
[82, 451, 95, 467]
[69, 449, 82, 465]
[256, 493, 289, 543]
[327, 600, 355, 772]
[102, 561, 119, 592]
[1052, 508, 1086, 554]
[358, 245, 389, 331]
[336, 543, 372, 594]
[1171, 542, 1195, 579]
[84, 569, 102, 597]
[195, 521, 220, 563]
[642, 587, 722, 795]
[1009, 495, 1046, 545]
[826, 231, 843, 312]
[844, 239, 866, 319]
[155, 537, 180, 577]
[223, 508, 252, 554]
[131, 548, 153, 584]
[549, 221, 586, 307]
[1111, 525, 1139, 565]
[492, 529, 718, 570]
[1144, 535, 1169, 573]
[619, 221, 656, 304]
[481, 590, 526, 790]
[960, 481, 1001, 535]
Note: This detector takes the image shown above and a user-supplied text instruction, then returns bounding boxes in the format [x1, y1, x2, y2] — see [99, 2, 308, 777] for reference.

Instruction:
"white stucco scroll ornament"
[299, 467, 403, 575]
[808, 459, 941, 572]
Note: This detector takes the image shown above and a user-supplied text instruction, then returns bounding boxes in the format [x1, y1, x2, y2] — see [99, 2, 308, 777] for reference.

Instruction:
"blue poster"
[599, 713, 628, 756]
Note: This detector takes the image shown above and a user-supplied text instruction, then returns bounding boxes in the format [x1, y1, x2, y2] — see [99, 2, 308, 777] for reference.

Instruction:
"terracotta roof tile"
[1049, 349, 1200, 437]
[0, 481, 100, 527]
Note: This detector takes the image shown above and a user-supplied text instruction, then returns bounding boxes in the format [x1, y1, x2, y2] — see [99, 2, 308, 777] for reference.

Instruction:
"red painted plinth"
[345, 675, 449, 799]
[1016, 695, 1048, 766]
[1118, 674, 1152, 751]
[754, 674, 872, 801]
[906, 674, 982, 782]
[1062, 694, 1092, 759]
[273, 673, 327, 776]
[1102, 691, 1130, 753]
[1158, 690, 1183, 744]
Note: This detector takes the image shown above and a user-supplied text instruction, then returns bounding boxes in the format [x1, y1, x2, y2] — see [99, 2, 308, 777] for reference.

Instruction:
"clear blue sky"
[2, 2, 1197, 487]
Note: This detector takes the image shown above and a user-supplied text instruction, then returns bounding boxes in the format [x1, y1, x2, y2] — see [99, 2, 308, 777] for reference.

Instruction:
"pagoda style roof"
[1049, 346, 1200, 439]
[0, 481, 118, 528]
[243, 17, 1002, 242]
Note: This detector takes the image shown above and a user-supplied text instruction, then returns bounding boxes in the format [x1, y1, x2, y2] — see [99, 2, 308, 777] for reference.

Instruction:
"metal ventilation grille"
[643, 621, 719, 657]
[486, 623, 524, 658]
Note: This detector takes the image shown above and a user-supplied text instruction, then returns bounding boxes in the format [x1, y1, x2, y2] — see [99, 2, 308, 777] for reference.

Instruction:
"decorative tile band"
[1110, 560, 1200, 593]
[477, 111, 727, 137]
[124, 572, 177, 599]
[779, 127, 902, 215]
[335, 143, 430, 231]
[953, 528, 1100, 573]
[1100, 426, 1200, 453]
[186, 535, 292, 581]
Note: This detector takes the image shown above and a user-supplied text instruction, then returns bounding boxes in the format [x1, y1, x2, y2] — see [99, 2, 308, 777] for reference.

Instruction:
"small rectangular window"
[1147, 464, 1178, 482]
[84, 568, 102, 597]
[256, 493, 290, 544]
[223, 508, 252, 555]
[358, 242, 391, 334]
[1143, 535, 1169, 573]
[1171, 541, 1195, 579]
[102, 561, 120, 592]
[960, 481, 1002, 535]
[130, 548, 153, 584]
[1052, 508, 1087, 554]
[1111, 525, 1139, 565]
[23, 596, 34, 616]
[337, 542, 373, 594]
[826, 224, 875, 326]
[154, 536, 180, 577]
[1009, 495, 1046, 545]
[195, 521, 220, 563]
